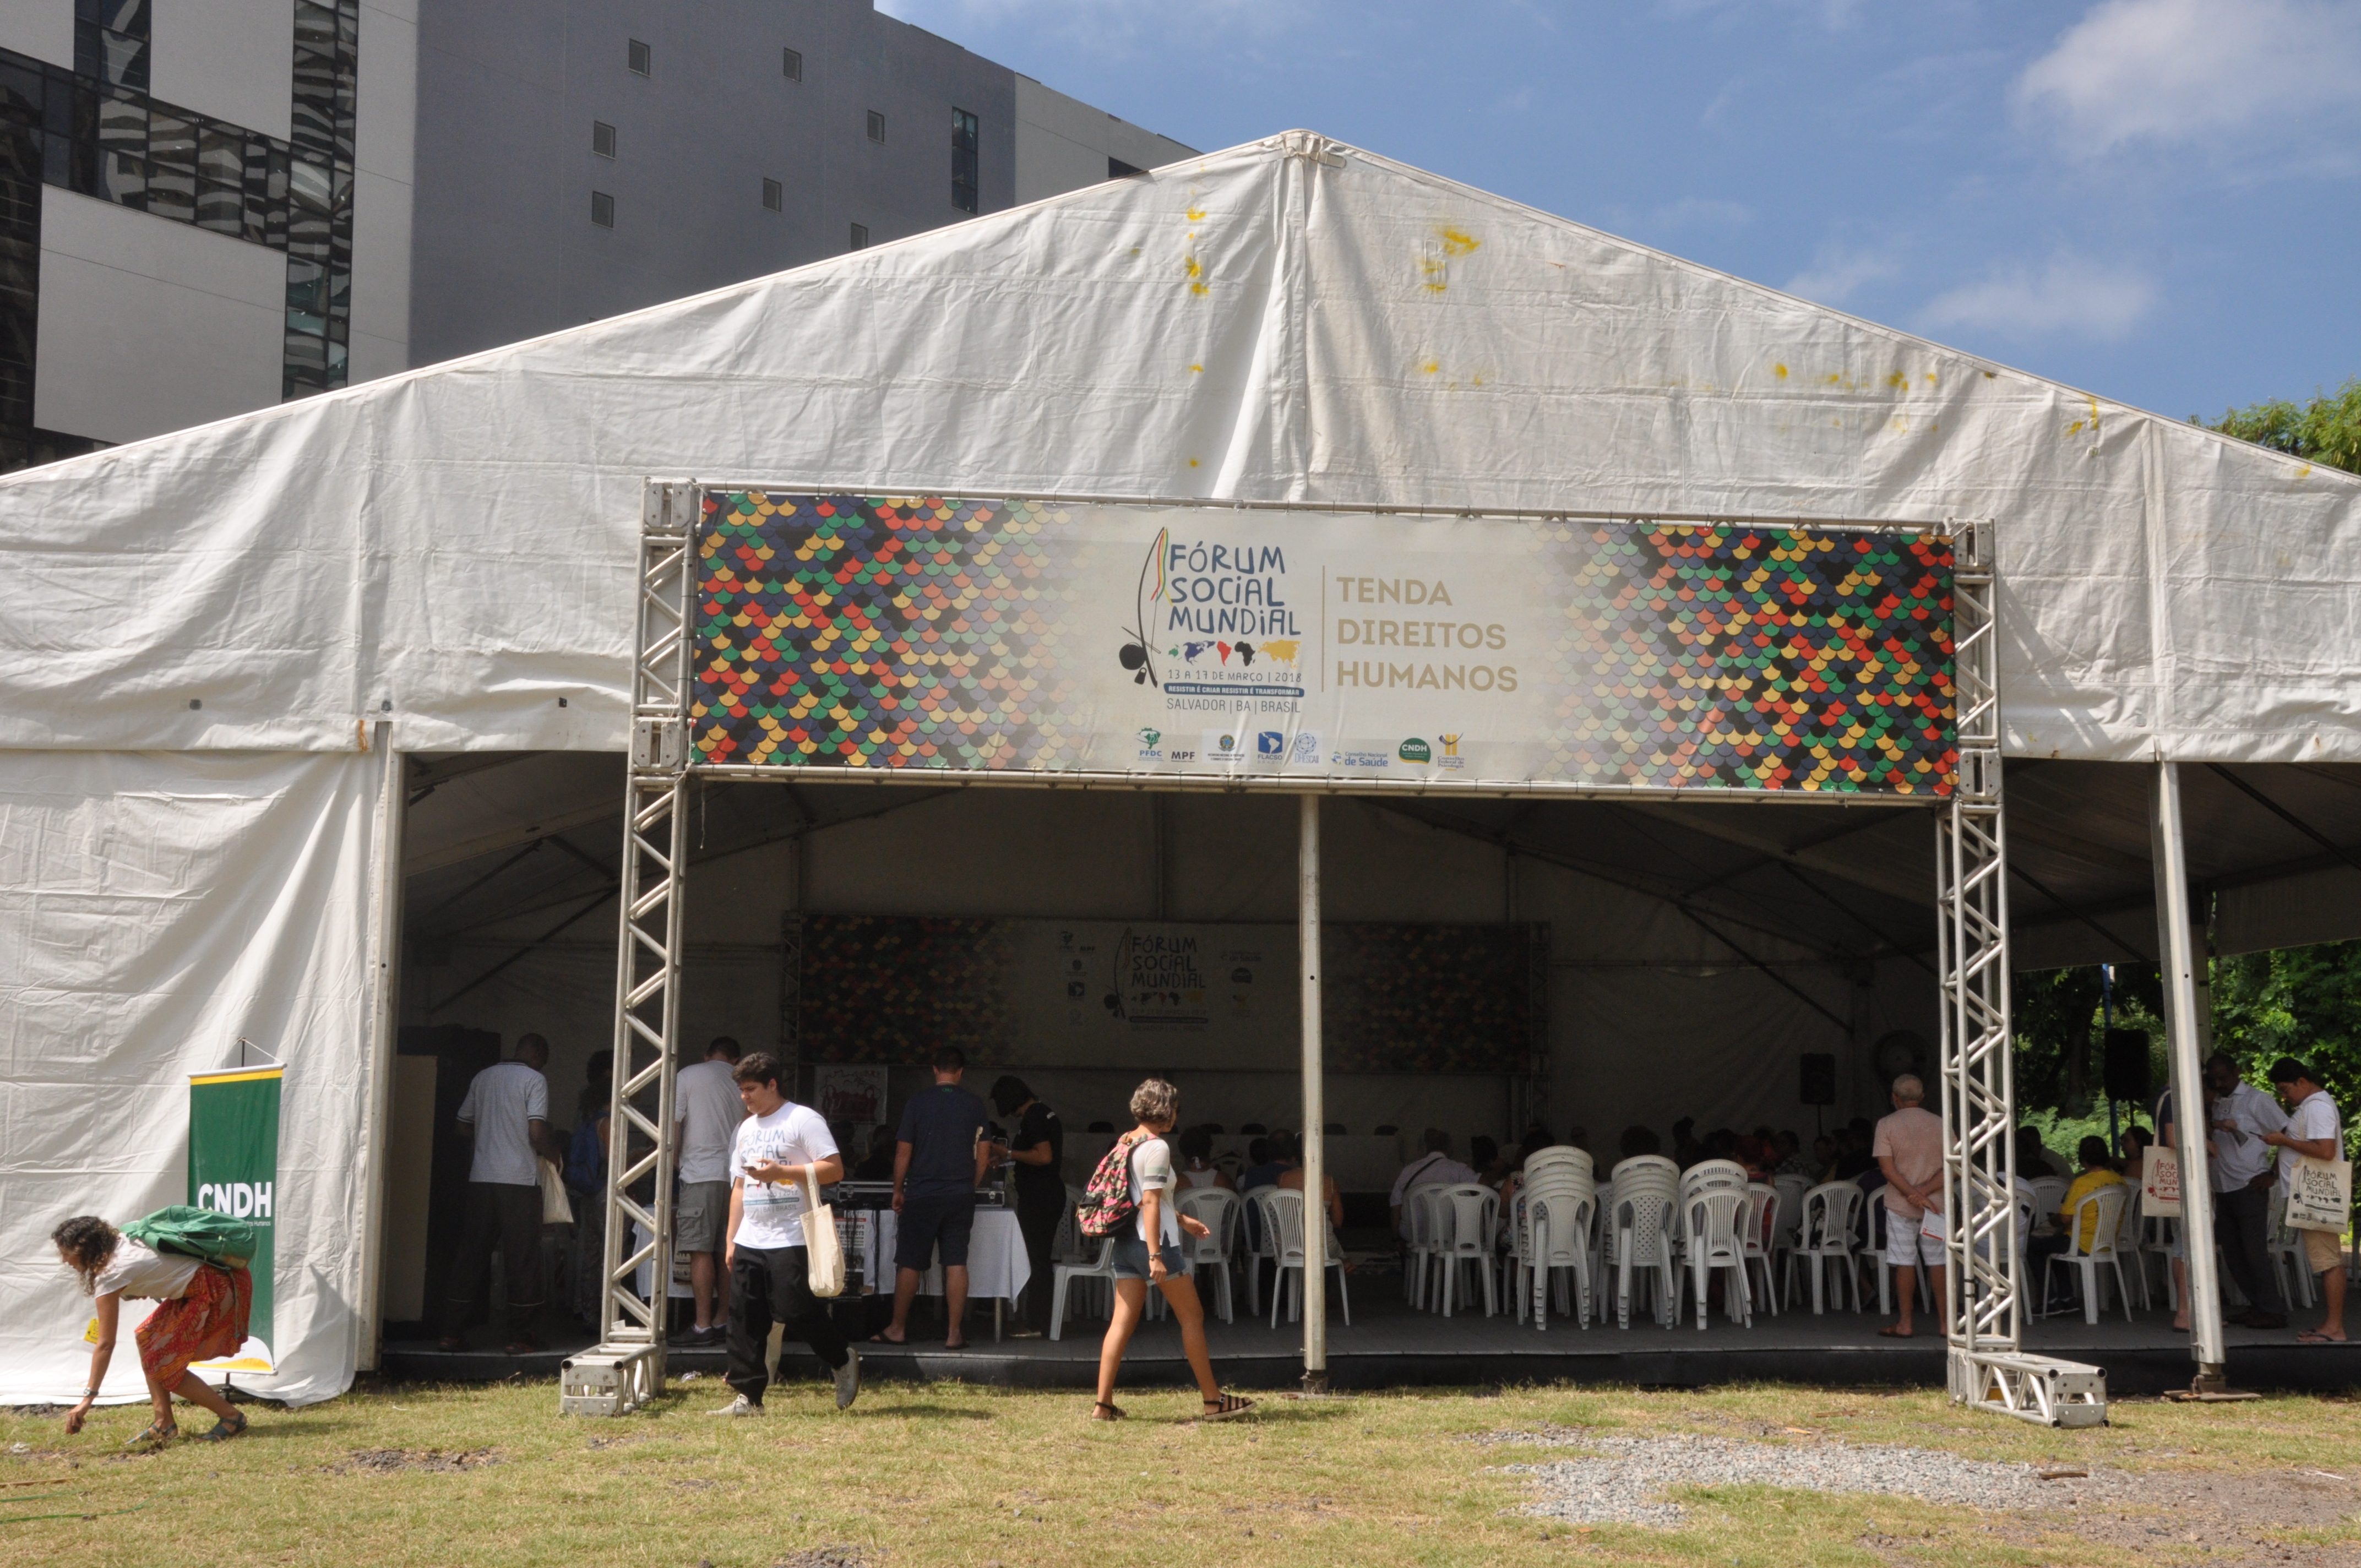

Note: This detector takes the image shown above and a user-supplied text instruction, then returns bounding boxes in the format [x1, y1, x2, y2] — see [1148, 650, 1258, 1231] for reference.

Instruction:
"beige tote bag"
[802, 1168, 845, 1298]
[2139, 1145, 2182, 1219]
[540, 1156, 575, 1226]
[2284, 1155, 2353, 1234]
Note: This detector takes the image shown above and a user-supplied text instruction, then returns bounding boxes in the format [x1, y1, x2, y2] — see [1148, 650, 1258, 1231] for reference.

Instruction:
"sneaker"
[834, 1346, 861, 1411]
[671, 1324, 725, 1347]
[711, 1394, 763, 1418]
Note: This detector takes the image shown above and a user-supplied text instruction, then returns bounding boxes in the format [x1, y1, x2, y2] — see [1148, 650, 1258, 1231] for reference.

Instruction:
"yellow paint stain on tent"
[2065, 394, 2102, 437]
[1434, 226, 1480, 256]
[1183, 255, 1207, 296]
[1773, 363, 1789, 380]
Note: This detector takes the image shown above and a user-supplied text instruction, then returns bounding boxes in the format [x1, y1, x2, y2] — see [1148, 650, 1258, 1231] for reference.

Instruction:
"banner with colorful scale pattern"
[693, 491, 1955, 794]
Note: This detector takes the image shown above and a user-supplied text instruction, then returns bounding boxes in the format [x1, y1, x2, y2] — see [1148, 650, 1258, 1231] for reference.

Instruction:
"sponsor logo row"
[1134, 729, 1466, 770]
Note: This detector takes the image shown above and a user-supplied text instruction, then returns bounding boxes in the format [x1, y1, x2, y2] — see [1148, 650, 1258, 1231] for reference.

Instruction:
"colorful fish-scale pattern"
[693, 491, 1091, 769]
[1325, 923, 1533, 1074]
[1544, 524, 1955, 794]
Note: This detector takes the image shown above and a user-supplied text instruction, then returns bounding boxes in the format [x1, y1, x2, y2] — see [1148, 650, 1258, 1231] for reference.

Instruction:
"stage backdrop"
[692, 493, 1956, 794]
[783, 914, 1543, 1076]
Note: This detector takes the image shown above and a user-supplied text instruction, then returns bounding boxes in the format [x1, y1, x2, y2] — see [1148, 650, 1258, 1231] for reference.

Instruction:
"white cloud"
[1918, 253, 2160, 341]
[2016, 0, 2361, 151]
[1784, 246, 1898, 306]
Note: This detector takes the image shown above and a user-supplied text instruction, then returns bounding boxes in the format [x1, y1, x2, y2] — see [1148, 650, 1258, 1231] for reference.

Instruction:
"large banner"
[187, 1065, 281, 1373]
[692, 492, 1955, 793]
[793, 915, 1541, 1074]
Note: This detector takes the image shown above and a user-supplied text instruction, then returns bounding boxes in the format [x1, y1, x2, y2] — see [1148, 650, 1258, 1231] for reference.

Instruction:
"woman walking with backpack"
[52, 1211, 256, 1447]
[1084, 1079, 1253, 1423]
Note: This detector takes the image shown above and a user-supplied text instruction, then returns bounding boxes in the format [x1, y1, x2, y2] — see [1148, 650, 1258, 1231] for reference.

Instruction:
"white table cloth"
[864, 1207, 1030, 1305]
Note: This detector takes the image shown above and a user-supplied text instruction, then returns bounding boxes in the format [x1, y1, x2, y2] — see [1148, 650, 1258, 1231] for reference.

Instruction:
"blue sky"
[880, 0, 2361, 423]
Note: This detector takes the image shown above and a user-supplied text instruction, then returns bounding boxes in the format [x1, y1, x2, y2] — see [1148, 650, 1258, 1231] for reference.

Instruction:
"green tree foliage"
[2200, 378, 2361, 475]
[2016, 941, 2361, 1158]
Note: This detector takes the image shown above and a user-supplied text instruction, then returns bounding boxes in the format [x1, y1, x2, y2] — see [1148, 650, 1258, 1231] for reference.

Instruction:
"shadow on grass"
[863, 1403, 994, 1420]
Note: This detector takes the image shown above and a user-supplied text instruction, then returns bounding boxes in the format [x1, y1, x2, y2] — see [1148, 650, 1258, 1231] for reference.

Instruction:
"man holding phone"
[714, 1052, 858, 1416]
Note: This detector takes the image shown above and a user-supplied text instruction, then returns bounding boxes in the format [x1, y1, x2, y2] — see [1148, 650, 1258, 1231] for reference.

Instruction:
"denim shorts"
[1110, 1235, 1188, 1280]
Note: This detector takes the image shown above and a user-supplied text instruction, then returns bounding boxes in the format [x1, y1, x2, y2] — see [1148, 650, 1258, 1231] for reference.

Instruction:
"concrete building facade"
[0, 1, 1193, 470]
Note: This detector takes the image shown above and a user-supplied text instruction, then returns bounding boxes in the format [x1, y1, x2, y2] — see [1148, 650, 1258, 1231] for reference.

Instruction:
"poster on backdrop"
[690, 493, 1956, 793]
[811, 1064, 888, 1124]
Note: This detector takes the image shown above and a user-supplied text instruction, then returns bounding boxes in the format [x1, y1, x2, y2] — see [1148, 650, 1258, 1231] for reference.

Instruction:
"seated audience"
[2027, 1135, 2125, 1307]
[1772, 1130, 1811, 1178]
[1275, 1130, 1346, 1234]
[2016, 1125, 2071, 1180]
[1617, 1125, 1662, 1162]
[1834, 1120, 1877, 1180]
[1810, 1134, 1839, 1183]
[1469, 1135, 1505, 1189]
[1178, 1126, 1234, 1191]
[1238, 1137, 1284, 1194]
[2120, 1124, 2153, 1176]
[1389, 1129, 1481, 1239]
[1671, 1117, 1703, 1168]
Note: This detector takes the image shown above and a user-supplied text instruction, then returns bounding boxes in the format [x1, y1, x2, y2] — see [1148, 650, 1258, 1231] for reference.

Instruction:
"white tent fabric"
[0, 132, 2355, 761]
[0, 750, 381, 1407]
[2, 130, 2357, 1406]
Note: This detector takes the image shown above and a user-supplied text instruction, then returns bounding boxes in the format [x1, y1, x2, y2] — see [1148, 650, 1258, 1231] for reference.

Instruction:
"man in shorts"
[2261, 1058, 2347, 1343]
[673, 1036, 748, 1345]
[876, 1046, 992, 1348]
[1872, 1074, 1945, 1338]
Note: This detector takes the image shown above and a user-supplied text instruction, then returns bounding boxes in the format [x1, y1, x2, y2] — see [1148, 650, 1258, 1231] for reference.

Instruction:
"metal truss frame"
[560, 481, 698, 1416]
[1935, 518, 2106, 1428]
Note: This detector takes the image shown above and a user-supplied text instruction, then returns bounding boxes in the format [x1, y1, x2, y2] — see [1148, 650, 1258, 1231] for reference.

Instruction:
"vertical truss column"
[1937, 517, 2104, 1427]
[562, 480, 698, 1417]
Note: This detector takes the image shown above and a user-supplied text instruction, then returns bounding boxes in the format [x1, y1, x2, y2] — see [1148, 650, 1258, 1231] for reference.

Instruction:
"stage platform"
[384, 1291, 2361, 1397]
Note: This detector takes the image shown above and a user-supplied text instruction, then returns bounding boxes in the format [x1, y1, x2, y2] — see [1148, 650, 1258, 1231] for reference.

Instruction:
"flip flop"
[1878, 1326, 1914, 1338]
[2297, 1330, 2348, 1344]
[1091, 1400, 1126, 1421]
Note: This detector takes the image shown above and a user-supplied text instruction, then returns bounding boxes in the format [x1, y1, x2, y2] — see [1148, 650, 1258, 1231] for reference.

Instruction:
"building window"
[1109, 156, 1144, 179]
[950, 107, 977, 213]
[848, 222, 868, 251]
[590, 189, 614, 227]
[75, 0, 151, 92]
[761, 177, 782, 212]
[866, 110, 885, 144]
[627, 39, 651, 76]
[782, 47, 802, 83]
[591, 120, 616, 158]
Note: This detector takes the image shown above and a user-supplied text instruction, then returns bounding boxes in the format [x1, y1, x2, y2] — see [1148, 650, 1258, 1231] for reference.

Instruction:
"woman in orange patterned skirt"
[53, 1216, 254, 1449]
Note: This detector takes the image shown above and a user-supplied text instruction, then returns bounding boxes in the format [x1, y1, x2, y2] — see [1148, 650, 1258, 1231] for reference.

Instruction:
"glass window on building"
[866, 110, 885, 144]
[950, 107, 977, 214]
[627, 39, 651, 76]
[591, 189, 614, 227]
[76, 0, 151, 94]
[782, 48, 802, 83]
[591, 119, 615, 157]
[848, 222, 868, 251]
[761, 177, 782, 212]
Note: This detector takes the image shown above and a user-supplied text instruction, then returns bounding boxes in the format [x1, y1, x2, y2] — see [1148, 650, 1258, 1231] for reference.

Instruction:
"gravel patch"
[1479, 1428, 2060, 1527]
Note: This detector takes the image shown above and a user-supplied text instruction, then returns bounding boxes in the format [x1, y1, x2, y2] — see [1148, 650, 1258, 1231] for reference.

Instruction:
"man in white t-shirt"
[437, 1033, 564, 1352]
[673, 1036, 749, 1346]
[2262, 1058, 2347, 1344]
[715, 1050, 859, 1415]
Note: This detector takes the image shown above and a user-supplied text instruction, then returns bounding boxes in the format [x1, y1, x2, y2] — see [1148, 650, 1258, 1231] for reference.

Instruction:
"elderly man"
[2204, 1050, 2291, 1330]
[1389, 1129, 1479, 1241]
[1872, 1075, 1944, 1339]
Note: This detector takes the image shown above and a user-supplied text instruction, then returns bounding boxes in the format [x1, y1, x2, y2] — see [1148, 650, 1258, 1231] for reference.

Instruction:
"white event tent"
[3, 132, 2358, 1407]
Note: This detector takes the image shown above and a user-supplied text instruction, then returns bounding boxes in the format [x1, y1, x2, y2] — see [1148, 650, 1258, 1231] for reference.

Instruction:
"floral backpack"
[1076, 1130, 1151, 1240]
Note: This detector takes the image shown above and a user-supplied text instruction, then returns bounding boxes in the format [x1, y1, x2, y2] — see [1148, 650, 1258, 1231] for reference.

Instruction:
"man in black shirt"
[992, 1075, 1064, 1337]
[877, 1046, 992, 1348]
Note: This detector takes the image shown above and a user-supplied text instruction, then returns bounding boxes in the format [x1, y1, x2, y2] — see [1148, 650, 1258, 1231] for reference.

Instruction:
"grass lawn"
[8, 1374, 2361, 1566]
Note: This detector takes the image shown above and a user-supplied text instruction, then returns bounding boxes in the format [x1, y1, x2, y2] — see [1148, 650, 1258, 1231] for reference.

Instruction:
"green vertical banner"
[187, 1065, 284, 1370]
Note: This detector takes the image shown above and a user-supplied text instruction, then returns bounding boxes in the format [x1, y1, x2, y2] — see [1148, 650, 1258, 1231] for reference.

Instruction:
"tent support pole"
[354, 722, 406, 1374]
[2154, 761, 2229, 1385]
[1299, 792, 1328, 1393]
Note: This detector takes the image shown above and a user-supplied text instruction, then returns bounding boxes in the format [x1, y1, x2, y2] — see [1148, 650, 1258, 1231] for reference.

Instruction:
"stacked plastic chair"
[1607, 1155, 1680, 1329]
[1798, 1181, 1863, 1314]
[1514, 1146, 1597, 1330]
[1432, 1183, 1500, 1317]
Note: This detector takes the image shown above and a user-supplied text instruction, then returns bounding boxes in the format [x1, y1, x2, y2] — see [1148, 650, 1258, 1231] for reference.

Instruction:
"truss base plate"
[559, 1344, 666, 1417]
[1959, 1351, 2107, 1428]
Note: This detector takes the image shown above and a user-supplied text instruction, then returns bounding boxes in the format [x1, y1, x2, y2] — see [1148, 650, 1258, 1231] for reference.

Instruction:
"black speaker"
[2103, 1027, 2152, 1103]
[1799, 1052, 1837, 1106]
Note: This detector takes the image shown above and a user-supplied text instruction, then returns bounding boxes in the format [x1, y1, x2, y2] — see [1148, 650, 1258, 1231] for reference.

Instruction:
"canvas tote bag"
[802, 1168, 846, 1297]
[540, 1156, 575, 1226]
[2140, 1145, 2182, 1218]
[2284, 1154, 2353, 1234]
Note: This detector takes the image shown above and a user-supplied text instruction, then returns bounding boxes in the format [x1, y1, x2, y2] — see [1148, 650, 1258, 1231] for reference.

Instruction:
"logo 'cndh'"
[1399, 738, 1432, 763]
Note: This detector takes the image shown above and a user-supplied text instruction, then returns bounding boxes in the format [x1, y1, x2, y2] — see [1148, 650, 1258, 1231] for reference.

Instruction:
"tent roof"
[3, 129, 2357, 763]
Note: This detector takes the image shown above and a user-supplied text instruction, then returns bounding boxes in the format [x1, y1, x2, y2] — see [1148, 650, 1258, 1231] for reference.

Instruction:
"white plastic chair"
[1680, 1158, 1751, 1195]
[1770, 1173, 1810, 1302]
[1260, 1188, 1351, 1328]
[1590, 1178, 1615, 1294]
[1740, 1183, 1781, 1316]
[1177, 1186, 1240, 1324]
[1799, 1182, 1862, 1314]
[2110, 1182, 2151, 1310]
[1403, 1182, 1450, 1309]
[1047, 1237, 1117, 1341]
[2268, 1187, 2319, 1311]
[1238, 1184, 1278, 1317]
[1608, 1157, 1681, 1329]
[1683, 1187, 1753, 1329]
[2040, 1186, 2134, 1325]
[1434, 1184, 1500, 1317]
[1517, 1172, 1596, 1330]
[2028, 1176, 2070, 1229]
[2139, 1213, 2179, 1312]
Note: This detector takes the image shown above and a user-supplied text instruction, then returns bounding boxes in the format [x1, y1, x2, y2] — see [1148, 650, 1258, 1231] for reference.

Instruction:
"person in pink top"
[1872, 1075, 1945, 1338]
